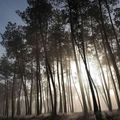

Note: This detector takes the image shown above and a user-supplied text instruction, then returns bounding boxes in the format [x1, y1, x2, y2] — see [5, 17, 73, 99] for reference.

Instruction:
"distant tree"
[1, 22, 28, 117]
[0, 56, 13, 117]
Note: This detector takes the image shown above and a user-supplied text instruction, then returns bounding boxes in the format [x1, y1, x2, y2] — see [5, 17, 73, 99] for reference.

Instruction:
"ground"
[1, 111, 120, 120]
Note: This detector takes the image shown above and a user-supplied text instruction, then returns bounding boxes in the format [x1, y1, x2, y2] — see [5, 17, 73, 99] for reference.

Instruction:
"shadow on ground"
[0, 111, 120, 120]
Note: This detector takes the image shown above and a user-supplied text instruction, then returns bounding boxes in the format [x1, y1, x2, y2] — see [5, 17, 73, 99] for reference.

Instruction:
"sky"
[0, 0, 27, 56]
[0, 0, 120, 57]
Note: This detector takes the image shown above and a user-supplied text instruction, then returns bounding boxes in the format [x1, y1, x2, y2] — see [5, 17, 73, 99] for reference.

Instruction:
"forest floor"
[1, 110, 120, 120]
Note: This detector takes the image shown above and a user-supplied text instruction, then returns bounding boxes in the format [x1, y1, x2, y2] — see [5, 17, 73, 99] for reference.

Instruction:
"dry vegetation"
[1, 111, 120, 120]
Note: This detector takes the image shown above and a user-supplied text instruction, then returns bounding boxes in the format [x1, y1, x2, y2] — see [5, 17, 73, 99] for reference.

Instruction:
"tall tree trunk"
[29, 62, 33, 115]
[41, 31, 57, 115]
[35, 33, 41, 115]
[5, 79, 9, 117]
[67, 0, 88, 113]
[68, 59, 74, 112]
[94, 39, 112, 111]
[38, 64, 42, 114]
[46, 59, 57, 115]
[17, 81, 22, 115]
[11, 73, 15, 119]
[98, 0, 120, 89]
[104, 0, 120, 58]
[98, 18, 120, 110]
[60, 56, 67, 113]
[56, 57, 63, 113]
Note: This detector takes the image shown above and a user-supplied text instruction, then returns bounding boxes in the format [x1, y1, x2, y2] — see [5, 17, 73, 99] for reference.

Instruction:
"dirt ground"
[0, 111, 120, 120]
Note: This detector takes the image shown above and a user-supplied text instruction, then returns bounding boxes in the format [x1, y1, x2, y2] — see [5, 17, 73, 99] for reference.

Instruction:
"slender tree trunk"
[104, 0, 120, 58]
[98, 0, 120, 89]
[22, 76, 29, 115]
[46, 59, 57, 115]
[98, 18, 120, 110]
[46, 62, 54, 111]
[94, 39, 112, 111]
[17, 81, 22, 115]
[67, 0, 88, 113]
[56, 57, 62, 113]
[30, 63, 33, 115]
[71, 74, 83, 111]
[35, 33, 41, 115]
[5, 79, 9, 117]
[11, 73, 15, 119]
[60, 56, 67, 113]
[38, 64, 42, 114]
[68, 59, 74, 112]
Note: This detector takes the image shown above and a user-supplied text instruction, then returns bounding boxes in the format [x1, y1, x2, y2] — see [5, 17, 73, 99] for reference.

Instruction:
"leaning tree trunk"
[98, 0, 120, 90]
[104, 0, 120, 59]
[67, 0, 88, 112]
[41, 30, 57, 115]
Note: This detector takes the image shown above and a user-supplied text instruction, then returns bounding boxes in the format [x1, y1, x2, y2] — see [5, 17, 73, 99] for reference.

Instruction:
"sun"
[70, 58, 102, 87]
